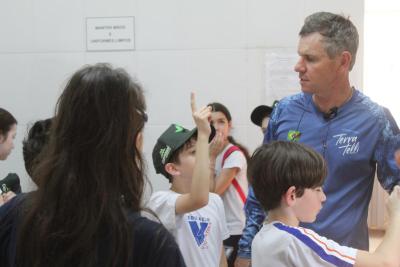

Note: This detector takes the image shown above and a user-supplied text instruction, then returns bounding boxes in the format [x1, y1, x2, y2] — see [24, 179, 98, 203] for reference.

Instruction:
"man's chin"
[300, 86, 314, 94]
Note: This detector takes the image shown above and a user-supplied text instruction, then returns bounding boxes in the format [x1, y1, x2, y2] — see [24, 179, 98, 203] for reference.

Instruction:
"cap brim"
[250, 105, 273, 126]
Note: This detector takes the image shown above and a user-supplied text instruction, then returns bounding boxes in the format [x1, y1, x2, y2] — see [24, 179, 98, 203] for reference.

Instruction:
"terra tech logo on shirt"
[187, 215, 211, 248]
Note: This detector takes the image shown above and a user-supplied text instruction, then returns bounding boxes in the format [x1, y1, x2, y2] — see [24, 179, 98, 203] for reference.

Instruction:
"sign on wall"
[265, 49, 299, 103]
[86, 16, 135, 51]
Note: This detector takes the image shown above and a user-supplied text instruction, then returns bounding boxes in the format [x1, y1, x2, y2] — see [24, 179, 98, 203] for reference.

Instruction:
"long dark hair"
[16, 63, 147, 267]
[207, 102, 250, 161]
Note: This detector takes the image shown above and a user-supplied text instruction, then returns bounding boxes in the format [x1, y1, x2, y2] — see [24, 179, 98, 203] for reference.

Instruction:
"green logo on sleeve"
[287, 130, 301, 142]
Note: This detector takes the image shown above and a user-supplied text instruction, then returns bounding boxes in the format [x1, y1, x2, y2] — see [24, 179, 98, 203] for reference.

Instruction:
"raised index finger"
[190, 92, 197, 113]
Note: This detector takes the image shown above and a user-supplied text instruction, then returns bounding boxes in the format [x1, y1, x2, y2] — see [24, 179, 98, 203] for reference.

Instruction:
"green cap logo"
[175, 125, 184, 133]
[159, 145, 172, 164]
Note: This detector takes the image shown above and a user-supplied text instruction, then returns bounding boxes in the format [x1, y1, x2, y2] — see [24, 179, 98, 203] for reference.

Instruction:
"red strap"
[222, 146, 241, 166]
[222, 146, 247, 204]
[232, 179, 247, 204]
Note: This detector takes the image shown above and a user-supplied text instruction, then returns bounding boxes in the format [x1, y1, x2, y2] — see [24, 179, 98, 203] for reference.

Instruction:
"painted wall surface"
[0, 0, 364, 194]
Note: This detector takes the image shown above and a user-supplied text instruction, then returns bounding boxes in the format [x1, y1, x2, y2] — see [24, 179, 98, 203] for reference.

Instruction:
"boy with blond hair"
[148, 93, 228, 267]
[250, 141, 400, 267]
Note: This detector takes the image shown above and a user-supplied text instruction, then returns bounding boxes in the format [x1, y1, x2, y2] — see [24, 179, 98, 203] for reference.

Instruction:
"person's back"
[0, 63, 185, 267]
[250, 141, 400, 267]
[149, 94, 229, 267]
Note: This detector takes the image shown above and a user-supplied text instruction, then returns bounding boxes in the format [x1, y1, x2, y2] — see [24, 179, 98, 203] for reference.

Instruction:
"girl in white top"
[208, 102, 249, 267]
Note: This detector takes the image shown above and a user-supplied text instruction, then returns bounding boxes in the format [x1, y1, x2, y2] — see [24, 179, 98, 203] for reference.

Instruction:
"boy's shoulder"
[207, 192, 225, 210]
[253, 222, 357, 267]
[254, 222, 294, 247]
[148, 190, 223, 208]
[148, 190, 179, 209]
[147, 190, 180, 232]
[150, 189, 178, 199]
[148, 191, 223, 214]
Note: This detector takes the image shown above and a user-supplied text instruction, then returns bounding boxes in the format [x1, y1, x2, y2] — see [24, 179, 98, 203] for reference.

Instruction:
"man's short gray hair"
[299, 12, 359, 70]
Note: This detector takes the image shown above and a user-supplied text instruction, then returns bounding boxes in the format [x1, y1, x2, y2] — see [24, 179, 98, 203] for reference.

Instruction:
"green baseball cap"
[152, 123, 215, 178]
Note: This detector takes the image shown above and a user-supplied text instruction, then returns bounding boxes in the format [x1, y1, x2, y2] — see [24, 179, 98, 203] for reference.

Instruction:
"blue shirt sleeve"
[237, 103, 283, 259]
[374, 108, 400, 192]
[237, 187, 266, 259]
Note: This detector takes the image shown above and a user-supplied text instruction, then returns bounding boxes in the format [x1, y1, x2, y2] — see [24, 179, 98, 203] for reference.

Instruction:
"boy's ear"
[283, 186, 297, 207]
[165, 162, 181, 177]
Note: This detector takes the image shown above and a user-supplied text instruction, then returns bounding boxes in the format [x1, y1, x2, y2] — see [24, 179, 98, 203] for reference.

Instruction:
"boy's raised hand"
[172, 92, 211, 215]
[191, 92, 211, 138]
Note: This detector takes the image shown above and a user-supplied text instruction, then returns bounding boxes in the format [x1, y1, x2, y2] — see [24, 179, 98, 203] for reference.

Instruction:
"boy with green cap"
[149, 93, 228, 267]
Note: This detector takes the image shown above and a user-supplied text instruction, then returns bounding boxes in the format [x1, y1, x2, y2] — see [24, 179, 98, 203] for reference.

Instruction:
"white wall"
[0, 0, 364, 193]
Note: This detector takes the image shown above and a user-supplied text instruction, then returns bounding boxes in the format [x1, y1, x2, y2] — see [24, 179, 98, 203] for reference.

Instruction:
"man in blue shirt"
[235, 11, 400, 267]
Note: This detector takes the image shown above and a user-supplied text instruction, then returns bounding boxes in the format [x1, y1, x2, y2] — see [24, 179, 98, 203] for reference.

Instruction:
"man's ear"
[339, 51, 352, 71]
[165, 162, 180, 177]
[283, 186, 297, 207]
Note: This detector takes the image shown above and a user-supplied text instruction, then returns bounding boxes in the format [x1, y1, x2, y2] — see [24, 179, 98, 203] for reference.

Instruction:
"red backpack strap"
[221, 146, 247, 204]
[222, 146, 241, 166]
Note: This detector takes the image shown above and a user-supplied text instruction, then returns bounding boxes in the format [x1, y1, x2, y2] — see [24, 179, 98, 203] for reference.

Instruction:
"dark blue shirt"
[0, 194, 186, 267]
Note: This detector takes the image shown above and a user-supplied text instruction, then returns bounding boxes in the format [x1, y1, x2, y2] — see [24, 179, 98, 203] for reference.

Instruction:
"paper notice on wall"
[265, 50, 300, 103]
[86, 17, 135, 51]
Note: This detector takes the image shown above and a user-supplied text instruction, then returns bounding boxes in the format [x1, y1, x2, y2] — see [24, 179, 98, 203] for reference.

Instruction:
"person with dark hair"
[250, 141, 400, 267]
[22, 118, 52, 182]
[0, 108, 17, 161]
[236, 11, 400, 267]
[0, 108, 18, 204]
[0, 63, 186, 267]
[207, 102, 249, 267]
[250, 100, 278, 134]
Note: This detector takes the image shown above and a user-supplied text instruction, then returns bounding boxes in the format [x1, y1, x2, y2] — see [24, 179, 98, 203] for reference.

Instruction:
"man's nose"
[294, 57, 305, 73]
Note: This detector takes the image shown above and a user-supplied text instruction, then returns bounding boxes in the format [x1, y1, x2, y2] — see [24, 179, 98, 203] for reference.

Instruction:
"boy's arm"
[355, 186, 400, 267]
[175, 93, 211, 214]
[219, 245, 228, 267]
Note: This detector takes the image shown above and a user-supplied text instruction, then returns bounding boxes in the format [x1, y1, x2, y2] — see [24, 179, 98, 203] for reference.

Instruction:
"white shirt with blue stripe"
[252, 221, 357, 267]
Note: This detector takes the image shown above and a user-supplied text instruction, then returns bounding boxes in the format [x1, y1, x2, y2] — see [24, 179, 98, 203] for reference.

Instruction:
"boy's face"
[293, 186, 326, 223]
[174, 139, 197, 180]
